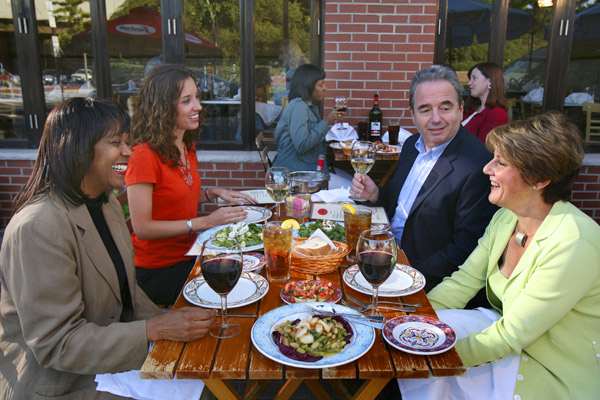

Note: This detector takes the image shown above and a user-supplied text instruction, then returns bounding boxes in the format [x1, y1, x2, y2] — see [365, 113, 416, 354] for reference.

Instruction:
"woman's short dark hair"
[13, 97, 130, 213]
[288, 64, 326, 102]
[486, 111, 584, 204]
[130, 64, 201, 167]
[465, 63, 508, 111]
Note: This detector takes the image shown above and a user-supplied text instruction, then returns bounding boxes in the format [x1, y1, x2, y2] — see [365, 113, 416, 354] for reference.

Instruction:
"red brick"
[353, 14, 381, 23]
[329, 52, 353, 61]
[367, 5, 396, 13]
[326, 14, 353, 23]
[204, 170, 230, 178]
[380, 34, 408, 43]
[340, 24, 366, 33]
[583, 166, 600, 174]
[585, 183, 600, 191]
[394, 43, 425, 53]
[0, 168, 25, 175]
[340, 42, 366, 52]
[576, 174, 599, 183]
[323, 33, 353, 42]
[380, 52, 407, 62]
[366, 81, 394, 90]
[407, 53, 434, 62]
[340, 4, 366, 13]
[352, 52, 380, 61]
[367, 24, 395, 33]
[338, 80, 366, 90]
[10, 176, 29, 184]
[572, 191, 598, 200]
[200, 179, 217, 186]
[217, 179, 242, 187]
[0, 185, 23, 193]
[382, 15, 410, 24]
[337, 61, 369, 70]
[325, 71, 352, 80]
[6, 160, 33, 167]
[579, 200, 600, 208]
[197, 162, 214, 170]
[215, 163, 241, 171]
[408, 33, 436, 43]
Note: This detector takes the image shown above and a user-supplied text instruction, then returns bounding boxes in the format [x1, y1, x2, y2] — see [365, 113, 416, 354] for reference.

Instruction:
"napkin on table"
[326, 123, 358, 142]
[564, 92, 594, 106]
[312, 187, 352, 203]
[95, 369, 205, 400]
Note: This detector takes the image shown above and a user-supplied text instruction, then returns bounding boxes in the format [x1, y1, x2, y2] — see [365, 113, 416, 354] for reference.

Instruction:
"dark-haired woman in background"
[126, 64, 255, 306]
[462, 62, 509, 142]
[272, 63, 346, 172]
[0, 97, 215, 398]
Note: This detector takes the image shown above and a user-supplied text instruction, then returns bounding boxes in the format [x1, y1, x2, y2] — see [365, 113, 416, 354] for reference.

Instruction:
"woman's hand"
[196, 206, 249, 230]
[209, 188, 257, 205]
[325, 107, 347, 126]
[146, 307, 216, 342]
[351, 173, 379, 203]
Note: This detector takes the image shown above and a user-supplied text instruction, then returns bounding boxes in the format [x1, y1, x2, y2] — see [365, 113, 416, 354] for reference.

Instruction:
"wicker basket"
[291, 237, 350, 274]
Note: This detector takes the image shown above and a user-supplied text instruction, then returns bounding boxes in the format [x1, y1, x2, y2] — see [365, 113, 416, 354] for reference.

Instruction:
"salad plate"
[343, 264, 425, 297]
[183, 272, 269, 309]
[251, 302, 375, 369]
[242, 252, 266, 272]
[186, 223, 263, 256]
[383, 315, 456, 355]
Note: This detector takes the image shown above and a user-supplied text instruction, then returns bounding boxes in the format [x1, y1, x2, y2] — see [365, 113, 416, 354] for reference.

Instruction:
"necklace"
[178, 151, 193, 187]
[515, 232, 528, 247]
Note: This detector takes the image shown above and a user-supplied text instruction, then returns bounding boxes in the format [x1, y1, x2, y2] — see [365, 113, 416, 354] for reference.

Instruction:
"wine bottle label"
[370, 122, 381, 133]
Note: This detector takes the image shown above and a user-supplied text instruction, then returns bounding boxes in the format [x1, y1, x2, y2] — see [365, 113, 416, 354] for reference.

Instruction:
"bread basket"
[291, 237, 350, 274]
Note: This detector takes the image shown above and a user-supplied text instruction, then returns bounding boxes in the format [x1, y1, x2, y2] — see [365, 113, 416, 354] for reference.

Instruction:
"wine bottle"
[369, 93, 383, 142]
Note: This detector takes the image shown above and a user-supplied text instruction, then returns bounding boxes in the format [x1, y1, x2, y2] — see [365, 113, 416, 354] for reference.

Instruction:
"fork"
[346, 293, 421, 308]
[340, 299, 416, 313]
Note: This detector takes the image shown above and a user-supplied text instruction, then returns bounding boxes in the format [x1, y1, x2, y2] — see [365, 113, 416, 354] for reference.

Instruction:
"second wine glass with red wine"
[356, 229, 397, 316]
[335, 96, 348, 130]
[200, 237, 244, 338]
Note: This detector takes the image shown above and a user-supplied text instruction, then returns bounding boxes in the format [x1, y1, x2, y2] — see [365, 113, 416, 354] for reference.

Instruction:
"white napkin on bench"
[95, 370, 205, 400]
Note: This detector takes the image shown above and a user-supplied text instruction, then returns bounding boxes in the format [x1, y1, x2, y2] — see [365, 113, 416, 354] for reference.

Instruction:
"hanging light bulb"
[538, 0, 553, 7]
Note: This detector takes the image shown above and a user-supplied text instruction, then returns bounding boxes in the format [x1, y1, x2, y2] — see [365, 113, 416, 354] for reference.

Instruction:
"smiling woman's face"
[81, 132, 132, 198]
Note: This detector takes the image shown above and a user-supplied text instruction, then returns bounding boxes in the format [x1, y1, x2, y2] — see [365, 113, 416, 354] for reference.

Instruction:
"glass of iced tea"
[344, 207, 372, 263]
[262, 221, 293, 282]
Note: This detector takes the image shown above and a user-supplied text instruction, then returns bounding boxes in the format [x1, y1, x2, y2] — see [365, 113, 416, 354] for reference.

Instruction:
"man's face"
[411, 80, 463, 151]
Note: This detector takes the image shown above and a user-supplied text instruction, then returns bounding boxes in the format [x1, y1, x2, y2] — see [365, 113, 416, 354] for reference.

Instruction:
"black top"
[85, 197, 134, 322]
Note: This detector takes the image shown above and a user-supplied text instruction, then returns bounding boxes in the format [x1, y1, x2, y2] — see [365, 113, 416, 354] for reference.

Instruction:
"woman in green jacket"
[399, 111, 600, 400]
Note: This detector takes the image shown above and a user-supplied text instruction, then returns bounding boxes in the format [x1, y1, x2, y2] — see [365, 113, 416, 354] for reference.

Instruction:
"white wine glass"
[335, 96, 348, 130]
[356, 229, 397, 316]
[349, 140, 376, 201]
[200, 237, 244, 338]
[265, 167, 290, 219]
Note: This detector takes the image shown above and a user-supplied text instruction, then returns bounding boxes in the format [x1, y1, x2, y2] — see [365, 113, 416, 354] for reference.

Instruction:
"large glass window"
[0, 4, 23, 140]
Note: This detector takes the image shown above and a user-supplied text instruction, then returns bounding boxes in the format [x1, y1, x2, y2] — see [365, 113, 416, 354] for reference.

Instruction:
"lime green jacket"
[428, 201, 600, 400]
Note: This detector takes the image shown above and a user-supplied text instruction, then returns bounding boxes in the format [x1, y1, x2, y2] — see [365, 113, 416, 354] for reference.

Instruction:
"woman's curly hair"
[130, 64, 202, 167]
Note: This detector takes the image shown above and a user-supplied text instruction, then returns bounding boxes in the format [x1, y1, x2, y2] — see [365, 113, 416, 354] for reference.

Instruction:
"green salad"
[298, 220, 345, 242]
[212, 222, 263, 248]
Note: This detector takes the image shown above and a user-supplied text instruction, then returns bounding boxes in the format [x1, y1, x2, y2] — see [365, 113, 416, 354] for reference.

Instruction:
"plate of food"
[251, 302, 375, 369]
[383, 315, 456, 355]
[343, 264, 426, 297]
[374, 142, 401, 154]
[280, 280, 342, 304]
[297, 220, 345, 242]
[242, 252, 266, 272]
[186, 222, 264, 255]
[238, 205, 272, 223]
[183, 272, 269, 309]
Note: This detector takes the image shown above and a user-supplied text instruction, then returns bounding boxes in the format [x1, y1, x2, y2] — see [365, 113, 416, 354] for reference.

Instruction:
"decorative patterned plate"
[343, 264, 426, 297]
[183, 272, 269, 309]
[239, 206, 272, 223]
[383, 315, 456, 355]
[280, 280, 342, 304]
[242, 252, 266, 272]
[251, 302, 376, 369]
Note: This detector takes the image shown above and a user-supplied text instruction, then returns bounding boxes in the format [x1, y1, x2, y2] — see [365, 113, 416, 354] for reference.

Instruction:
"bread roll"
[294, 237, 331, 256]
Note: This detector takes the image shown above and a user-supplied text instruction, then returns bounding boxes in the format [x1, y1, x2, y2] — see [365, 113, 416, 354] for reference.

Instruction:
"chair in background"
[519, 99, 542, 120]
[582, 102, 600, 142]
[255, 131, 275, 171]
[507, 98, 517, 122]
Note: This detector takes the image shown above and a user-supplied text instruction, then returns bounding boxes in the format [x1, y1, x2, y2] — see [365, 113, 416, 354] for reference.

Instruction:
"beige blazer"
[0, 193, 162, 399]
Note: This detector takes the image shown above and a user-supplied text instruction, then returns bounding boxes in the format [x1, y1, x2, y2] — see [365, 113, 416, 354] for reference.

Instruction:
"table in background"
[140, 249, 465, 400]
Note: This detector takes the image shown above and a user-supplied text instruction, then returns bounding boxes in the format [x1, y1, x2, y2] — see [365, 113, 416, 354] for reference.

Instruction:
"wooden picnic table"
[140, 245, 465, 399]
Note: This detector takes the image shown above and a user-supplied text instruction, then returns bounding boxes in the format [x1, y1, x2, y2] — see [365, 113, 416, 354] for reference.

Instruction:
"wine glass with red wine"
[335, 96, 348, 130]
[200, 237, 244, 338]
[356, 229, 398, 316]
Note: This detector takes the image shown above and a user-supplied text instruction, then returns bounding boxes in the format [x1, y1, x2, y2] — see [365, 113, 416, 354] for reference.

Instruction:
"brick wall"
[1, 160, 599, 228]
[323, 0, 437, 132]
[0, 160, 266, 229]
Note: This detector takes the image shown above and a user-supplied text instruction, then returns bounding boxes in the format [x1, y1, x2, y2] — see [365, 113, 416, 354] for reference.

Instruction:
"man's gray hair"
[409, 65, 463, 110]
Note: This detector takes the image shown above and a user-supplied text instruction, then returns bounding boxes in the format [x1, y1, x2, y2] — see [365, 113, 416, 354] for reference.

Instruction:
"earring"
[487, 84, 492, 90]
[532, 185, 537, 190]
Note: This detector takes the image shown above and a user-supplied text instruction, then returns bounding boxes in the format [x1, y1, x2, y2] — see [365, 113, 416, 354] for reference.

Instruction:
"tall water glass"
[263, 221, 293, 282]
[357, 230, 397, 316]
[200, 237, 243, 338]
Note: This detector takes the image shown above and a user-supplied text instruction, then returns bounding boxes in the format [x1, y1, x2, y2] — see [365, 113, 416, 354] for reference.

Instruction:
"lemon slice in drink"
[281, 219, 300, 229]
[341, 203, 356, 214]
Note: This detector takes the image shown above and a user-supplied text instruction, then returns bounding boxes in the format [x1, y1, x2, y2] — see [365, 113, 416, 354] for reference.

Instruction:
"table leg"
[329, 380, 354, 400]
[304, 380, 332, 400]
[379, 160, 399, 187]
[244, 380, 269, 400]
[351, 378, 390, 400]
[203, 378, 242, 400]
[273, 379, 303, 400]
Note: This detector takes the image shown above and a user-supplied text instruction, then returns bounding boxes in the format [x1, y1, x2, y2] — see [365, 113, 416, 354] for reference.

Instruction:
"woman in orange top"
[126, 64, 255, 305]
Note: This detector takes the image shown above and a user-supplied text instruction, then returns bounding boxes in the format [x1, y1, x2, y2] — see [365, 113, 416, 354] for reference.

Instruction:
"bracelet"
[204, 188, 213, 202]
[186, 219, 194, 234]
